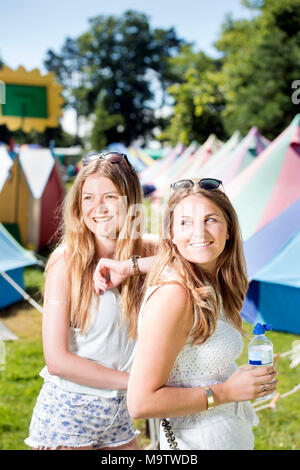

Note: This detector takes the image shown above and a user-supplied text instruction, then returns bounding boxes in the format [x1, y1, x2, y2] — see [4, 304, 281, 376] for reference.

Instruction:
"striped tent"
[228, 114, 300, 241]
[242, 197, 300, 334]
[213, 127, 269, 185]
[154, 135, 223, 200]
[139, 143, 185, 186]
[196, 130, 242, 179]
[107, 143, 145, 173]
[173, 134, 223, 181]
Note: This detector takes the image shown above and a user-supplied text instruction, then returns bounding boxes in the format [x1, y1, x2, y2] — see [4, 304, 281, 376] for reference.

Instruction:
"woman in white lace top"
[127, 178, 278, 450]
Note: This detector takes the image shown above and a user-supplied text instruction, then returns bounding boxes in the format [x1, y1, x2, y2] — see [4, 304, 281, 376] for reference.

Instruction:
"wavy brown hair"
[145, 186, 248, 344]
[46, 155, 154, 337]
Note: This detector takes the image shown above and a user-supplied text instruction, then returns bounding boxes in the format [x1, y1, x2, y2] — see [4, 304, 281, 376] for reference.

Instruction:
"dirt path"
[0, 304, 42, 342]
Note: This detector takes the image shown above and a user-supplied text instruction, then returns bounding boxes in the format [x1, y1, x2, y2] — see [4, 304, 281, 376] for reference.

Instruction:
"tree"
[44, 10, 184, 146]
[44, 38, 86, 144]
[90, 95, 124, 150]
[215, 0, 300, 139]
[159, 45, 226, 145]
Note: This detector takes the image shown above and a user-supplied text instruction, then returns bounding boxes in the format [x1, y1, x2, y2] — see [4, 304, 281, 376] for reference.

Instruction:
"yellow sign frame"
[0, 66, 63, 132]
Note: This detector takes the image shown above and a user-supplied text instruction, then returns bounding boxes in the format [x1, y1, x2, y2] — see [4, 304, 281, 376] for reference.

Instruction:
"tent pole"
[0, 271, 43, 314]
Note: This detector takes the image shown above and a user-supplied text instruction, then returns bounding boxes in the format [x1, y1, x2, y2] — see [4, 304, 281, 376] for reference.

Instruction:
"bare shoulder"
[44, 246, 71, 299]
[152, 282, 188, 302]
[45, 245, 71, 275]
[144, 282, 193, 331]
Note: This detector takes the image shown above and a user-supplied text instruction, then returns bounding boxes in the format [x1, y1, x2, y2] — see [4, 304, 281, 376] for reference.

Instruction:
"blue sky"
[0, 0, 256, 135]
[0, 0, 255, 71]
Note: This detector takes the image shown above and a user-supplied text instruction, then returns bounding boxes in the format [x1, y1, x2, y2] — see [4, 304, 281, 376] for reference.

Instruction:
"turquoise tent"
[0, 223, 37, 309]
[242, 197, 300, 334]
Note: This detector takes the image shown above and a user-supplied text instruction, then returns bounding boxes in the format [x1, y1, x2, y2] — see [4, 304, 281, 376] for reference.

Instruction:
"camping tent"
[211, 127, 269, 185]
[139, 143, 185, 186]
[0, 145, 14, 193]
[129, 147, 155, 168]
[0, 147, 65, 250]
[196, 130, 242, 179]
[228, 114, 300, 241]
[0, 223, 37, 309]
[158, 141, 199, 185]
[153, 135, 223, 200]
[178, 134, 223, 180]
[107, 143, 146, 173]
[242, 197, 300, 334]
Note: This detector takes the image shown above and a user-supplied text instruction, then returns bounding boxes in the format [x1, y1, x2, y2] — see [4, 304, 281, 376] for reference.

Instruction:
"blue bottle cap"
[253, 323, 265, 335]
[253, 323, 272, 334]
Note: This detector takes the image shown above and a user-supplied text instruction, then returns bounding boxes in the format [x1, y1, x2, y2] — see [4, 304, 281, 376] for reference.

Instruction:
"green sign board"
[2, 84, 48, 118]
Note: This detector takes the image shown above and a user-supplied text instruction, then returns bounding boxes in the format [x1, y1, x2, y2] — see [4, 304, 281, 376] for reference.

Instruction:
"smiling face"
[81, 175, 127, 240]
[171, 194, 229, 274]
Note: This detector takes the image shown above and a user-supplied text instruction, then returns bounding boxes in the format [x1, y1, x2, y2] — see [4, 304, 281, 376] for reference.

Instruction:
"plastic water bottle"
[248, 323, 275, 401]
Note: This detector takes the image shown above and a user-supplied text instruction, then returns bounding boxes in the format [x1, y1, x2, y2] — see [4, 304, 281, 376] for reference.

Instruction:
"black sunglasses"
[82, 151, 129, 167]
[170, 178, 223, 191]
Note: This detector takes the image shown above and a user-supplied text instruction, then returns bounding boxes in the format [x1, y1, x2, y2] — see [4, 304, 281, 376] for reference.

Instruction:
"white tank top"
[138, 281, 258, 429]
[40, 288, 136, 397]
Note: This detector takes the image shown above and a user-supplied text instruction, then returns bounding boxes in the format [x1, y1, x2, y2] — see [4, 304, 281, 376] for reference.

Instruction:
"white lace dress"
[138, 284, 259, 451]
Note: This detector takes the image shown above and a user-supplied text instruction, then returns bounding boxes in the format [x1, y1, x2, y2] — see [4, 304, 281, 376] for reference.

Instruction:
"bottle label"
[248, 349, 273, 366]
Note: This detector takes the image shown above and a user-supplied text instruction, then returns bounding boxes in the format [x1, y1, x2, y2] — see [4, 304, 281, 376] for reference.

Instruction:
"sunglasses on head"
[82, 151, 129, 167]
[170, 178, 223, 191]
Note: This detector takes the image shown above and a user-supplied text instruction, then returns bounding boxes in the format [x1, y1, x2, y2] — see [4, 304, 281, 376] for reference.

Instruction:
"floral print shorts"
[24, 381, 136, 449]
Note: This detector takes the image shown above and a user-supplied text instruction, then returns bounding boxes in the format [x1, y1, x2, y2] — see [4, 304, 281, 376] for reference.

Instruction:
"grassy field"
[0, 263, 299, 451]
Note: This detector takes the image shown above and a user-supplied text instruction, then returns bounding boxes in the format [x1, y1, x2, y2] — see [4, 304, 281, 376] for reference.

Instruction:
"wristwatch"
[203, 386, 214, 409]
[130, 255, 141, 275]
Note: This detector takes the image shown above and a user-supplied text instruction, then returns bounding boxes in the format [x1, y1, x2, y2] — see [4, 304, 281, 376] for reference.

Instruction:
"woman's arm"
[93, 234, 158, 294]
[42, 248, 128, 390]
[93, 256, 156, 294]
[127, 283, 210, 419]
[127, 284, 278, 419]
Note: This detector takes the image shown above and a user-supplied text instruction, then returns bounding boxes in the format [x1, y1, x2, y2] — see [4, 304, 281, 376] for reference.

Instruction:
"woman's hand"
[93, 258, 131, 294]
[221, 365, 278, 403]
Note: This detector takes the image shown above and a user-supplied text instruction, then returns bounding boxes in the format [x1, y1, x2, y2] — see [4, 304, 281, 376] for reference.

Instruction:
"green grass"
[0, 266, 299, 450]
[236, 323, 300, 450]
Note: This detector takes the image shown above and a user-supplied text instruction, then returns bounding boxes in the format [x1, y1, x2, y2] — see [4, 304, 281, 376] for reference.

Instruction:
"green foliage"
[0, 125, 12, 145]
[90, 97, 124, 151]
[159, 45, 226, 145]
[44, 10, 184, 146]
[160, 0, 300, 144]
[215, 0, 300, 139]
[44, 37, 86, 145]
[0, 123, 76, 147]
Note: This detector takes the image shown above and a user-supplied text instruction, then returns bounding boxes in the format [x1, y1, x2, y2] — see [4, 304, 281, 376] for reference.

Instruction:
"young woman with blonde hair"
[25, 151, 155, 450]
[127, 178, 278, 450]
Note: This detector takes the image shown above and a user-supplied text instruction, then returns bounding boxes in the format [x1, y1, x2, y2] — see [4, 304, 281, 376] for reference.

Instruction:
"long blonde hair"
[145, 186, 248, 344]
[46, 155, 150, 337]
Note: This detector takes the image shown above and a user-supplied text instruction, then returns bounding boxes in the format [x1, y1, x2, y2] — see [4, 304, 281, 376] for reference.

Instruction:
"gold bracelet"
[203, 386, 214, 409]
[130, 255, 141, 275]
